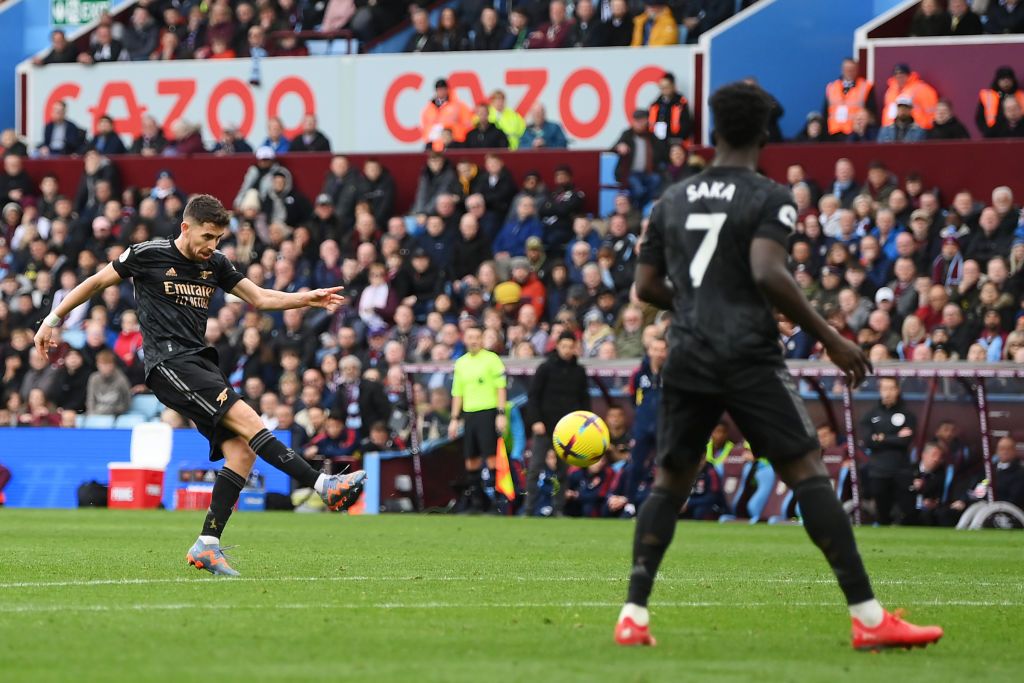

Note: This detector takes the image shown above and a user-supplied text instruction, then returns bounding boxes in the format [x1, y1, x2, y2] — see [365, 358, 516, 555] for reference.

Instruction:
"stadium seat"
[114, 413, 147, 429]
[81, 415, 116, 429]
[129, 394, 163, 420]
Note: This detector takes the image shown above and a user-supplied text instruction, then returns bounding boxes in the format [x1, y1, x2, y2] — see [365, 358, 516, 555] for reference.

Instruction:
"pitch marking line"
[0, 576, 1020, 590]
[0, 599, 1020, 614]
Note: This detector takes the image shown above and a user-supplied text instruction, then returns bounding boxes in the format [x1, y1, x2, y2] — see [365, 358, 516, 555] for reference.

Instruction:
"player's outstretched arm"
[34, 263, 123, 357]
[749, 237, 872, 387]
[230, 278, 345, 313]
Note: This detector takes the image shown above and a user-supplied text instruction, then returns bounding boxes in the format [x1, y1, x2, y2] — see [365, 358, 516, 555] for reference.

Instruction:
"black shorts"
[462, 409, 498, 460]
[656, 362, 818, 472]
[146, 348, 242, 461]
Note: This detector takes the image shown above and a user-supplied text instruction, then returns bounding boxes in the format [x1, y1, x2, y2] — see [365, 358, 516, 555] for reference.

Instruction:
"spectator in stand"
[470, 7, 511, 50]
[465, 103, 510, 149]
[990, 97, 1024, 137]
[421, 79, 473, 152]
[488, 90, 526, 150]
[54, 348, 89, 412]
[928, 99, 971, 139]
[123, 6, 160, 60]
[602, 0, 635, 47]
[878, 97, 927, 143]
[614, 110, 660, 208]
[986, 0, 1024, 33]
[966, 208, 1012, 262]
[830, 158, 861, 209]
[33, 30, 79, 65]
[79, 24, 125, 64]
[354, 159, 393, 229]
[823, 58, 878, 139]
[503, 6, 531, 49]
[519, 104, 569, 149]
[85, 350, 131, 417]
[539, 165, 585, 257]
[289, 114, 331, 152]
[475, 154, 518, 219]
[909, 0, 949, 36]
[89, 115, 127, 155]
[525, 331, 590, 516]
[163, 119, 205, 155]
[0, 130, 27, 158]
[435, 7, 469, 51]
[526, 0, 574, 48]
[632, 0, 678, 46]
[129, 115, 167, 156]
[991, 186, 1019, 234]
[493, 197, 542, 260]
[793, 113, 832, 143]
[261, 117, 290, 154]
[947, 0, 984, 35]
[569, 0, 603, 47]
[881, 63, 938, 130]
[0, 154, 31, 205]
[405, 8, 440, 52]
[976, 307, 1008, 361]
[211, 127, 254, 156]
[39, 100, 85, 157]
[412, 153, 456, 217]
[977, 67, 1024, 137]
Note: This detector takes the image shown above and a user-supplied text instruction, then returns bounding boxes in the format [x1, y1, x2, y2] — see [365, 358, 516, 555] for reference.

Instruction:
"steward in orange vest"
[420, 79, 473, 152]
[976, 66, 1024, 137]
[822, 59, 878, 136]
[647, 72, 692, 167]
[881, 64, 938, 129]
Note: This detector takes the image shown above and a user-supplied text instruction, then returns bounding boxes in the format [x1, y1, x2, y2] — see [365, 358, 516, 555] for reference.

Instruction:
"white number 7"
[684, 213, 727, 287]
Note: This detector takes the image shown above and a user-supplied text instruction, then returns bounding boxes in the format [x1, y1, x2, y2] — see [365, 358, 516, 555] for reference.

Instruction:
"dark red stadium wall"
[23, 150, 602, 216]
[22, 140, 1023, 216]
[871, 39, 1024, 139]
[756, 140, 1024, 202]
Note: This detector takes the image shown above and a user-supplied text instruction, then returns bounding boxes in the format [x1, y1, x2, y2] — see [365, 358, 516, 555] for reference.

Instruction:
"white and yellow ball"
[552, 410, 610, 467]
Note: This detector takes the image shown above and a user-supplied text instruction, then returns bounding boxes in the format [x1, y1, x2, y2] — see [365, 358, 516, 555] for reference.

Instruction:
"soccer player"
[614, 83, 943, 651]
[34, 195, 366, 576]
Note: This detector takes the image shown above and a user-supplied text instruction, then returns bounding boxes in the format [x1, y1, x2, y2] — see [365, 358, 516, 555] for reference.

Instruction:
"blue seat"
[114, 413, 147, 429]
[130, 394, 163, 420]
[81, 415, 116, 429]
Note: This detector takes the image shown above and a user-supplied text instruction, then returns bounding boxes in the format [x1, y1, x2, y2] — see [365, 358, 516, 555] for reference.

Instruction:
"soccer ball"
[552, 410, 610, 467]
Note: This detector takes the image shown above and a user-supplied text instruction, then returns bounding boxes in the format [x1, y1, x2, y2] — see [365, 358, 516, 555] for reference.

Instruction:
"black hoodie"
[976, 66, 1020, 135]
[526, 351, 591, 432]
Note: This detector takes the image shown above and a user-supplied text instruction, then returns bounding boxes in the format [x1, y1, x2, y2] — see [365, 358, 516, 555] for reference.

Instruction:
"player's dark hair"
[183, 194, 230, 228]
[709, 82, 772, 149]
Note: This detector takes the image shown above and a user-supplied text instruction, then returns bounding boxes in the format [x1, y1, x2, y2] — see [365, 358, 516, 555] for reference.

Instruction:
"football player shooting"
[34, 194, 366, 576]
[614, 83, 943, 650]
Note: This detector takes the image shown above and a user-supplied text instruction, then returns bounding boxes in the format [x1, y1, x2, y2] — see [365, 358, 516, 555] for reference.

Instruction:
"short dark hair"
[709, 82, 772, 149]
[183, 194, 230, 228]
[661, 71, 675, 84]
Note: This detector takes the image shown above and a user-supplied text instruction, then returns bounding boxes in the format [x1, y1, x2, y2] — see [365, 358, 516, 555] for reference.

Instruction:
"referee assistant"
[448, 325, 507, 512]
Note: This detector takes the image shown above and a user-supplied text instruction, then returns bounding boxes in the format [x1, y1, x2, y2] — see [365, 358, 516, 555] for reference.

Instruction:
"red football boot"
[614, 616, 657, 647]
[851, 609, 943, 651]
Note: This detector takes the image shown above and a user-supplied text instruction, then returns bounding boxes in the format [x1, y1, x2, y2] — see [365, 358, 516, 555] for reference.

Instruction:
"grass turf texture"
[1, 511, 1021, 683]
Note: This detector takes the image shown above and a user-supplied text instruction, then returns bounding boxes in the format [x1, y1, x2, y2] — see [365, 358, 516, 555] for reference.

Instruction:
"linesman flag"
[495, 437, 515, 501]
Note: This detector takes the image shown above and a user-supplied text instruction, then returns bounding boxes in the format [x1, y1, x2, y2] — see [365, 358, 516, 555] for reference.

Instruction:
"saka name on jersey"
[638, 167, 797, 389]
[111, 238, 245, 376]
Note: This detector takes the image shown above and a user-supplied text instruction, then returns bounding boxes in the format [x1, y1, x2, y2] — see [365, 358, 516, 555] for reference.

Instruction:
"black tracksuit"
[859, 398, 917, 524]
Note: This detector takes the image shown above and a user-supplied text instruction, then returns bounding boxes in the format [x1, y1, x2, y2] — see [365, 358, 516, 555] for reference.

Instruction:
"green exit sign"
[51, 0, 111, 27]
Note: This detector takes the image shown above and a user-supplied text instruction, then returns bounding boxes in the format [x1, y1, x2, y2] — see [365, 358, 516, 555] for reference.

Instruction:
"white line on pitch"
[0, 599, 1020, 614]
[1, 575, 1020, 590]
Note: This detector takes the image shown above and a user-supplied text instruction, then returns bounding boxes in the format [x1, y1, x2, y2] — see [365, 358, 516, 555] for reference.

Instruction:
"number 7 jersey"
[637, 166, 797, 390]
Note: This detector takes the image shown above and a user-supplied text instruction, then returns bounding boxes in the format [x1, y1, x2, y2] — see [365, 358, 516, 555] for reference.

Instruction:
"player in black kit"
[34, 195, 366, 576]
[613, 83, 942, 651]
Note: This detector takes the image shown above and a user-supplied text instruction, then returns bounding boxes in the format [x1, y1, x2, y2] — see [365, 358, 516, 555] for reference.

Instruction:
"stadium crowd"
[30, 1, 755, 67]
[908, 0, 1024, 37]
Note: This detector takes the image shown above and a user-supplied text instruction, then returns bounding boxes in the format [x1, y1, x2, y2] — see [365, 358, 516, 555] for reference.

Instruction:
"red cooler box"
[108, 464, 165, 509]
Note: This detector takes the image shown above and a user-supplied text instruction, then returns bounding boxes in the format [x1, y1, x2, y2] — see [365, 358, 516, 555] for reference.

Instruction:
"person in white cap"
[233, 145, 292, 208]
[878, 97, 926, 142]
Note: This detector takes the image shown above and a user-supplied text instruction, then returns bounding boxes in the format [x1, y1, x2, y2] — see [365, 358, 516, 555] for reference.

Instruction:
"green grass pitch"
[1, 510, 1022, 683]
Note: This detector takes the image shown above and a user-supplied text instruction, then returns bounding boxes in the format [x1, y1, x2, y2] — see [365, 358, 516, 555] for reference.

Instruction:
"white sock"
[849, 599, 884, 627]
[314, 473, 328, 495]
[198, 535, 219, 546]
[618, 603, 649, 627]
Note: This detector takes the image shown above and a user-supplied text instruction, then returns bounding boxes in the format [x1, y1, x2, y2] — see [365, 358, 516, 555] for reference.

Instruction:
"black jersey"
[638, 167, 797, 391]
[111, 238, 245, 377]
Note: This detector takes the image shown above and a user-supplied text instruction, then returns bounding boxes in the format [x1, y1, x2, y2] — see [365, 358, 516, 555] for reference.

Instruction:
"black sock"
[627, 487, 687, 607]
[249, 429, 319, 488]
[201, 468, 246, 539]
[793, 476, 875, 605]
